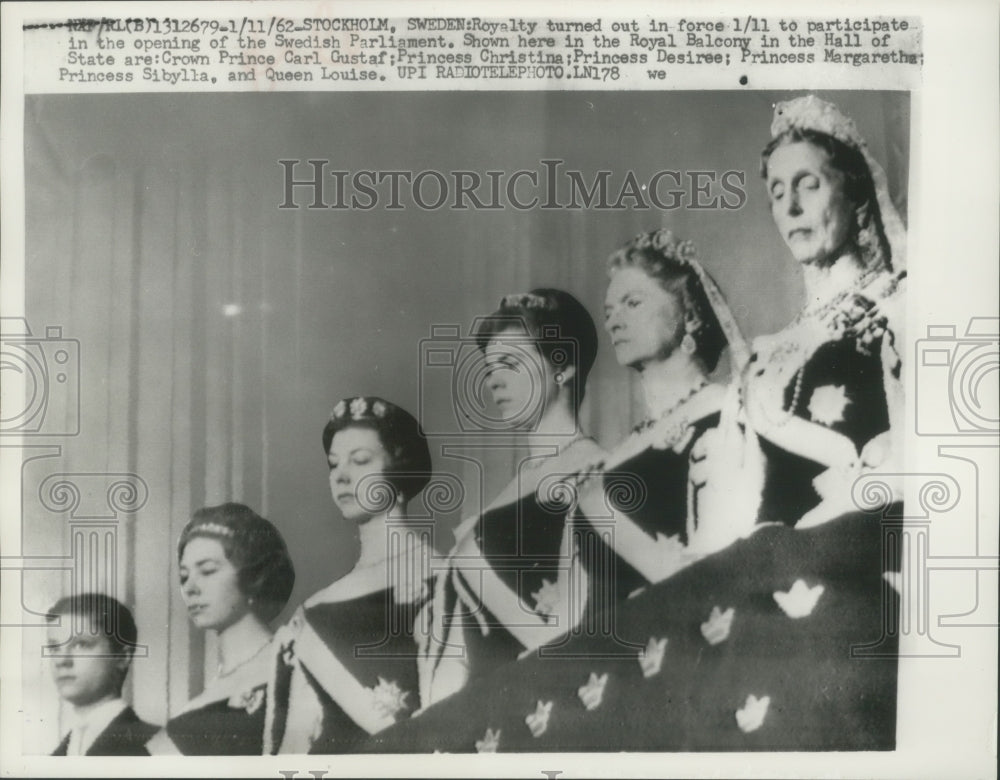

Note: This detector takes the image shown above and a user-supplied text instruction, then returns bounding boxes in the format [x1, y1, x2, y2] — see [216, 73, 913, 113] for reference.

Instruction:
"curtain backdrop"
[19, 90, 908, 749]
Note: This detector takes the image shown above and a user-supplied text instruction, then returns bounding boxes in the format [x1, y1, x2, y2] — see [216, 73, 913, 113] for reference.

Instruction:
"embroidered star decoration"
[700, 606, 735, 645]
[807, 384, 850, 427]
[773, 579, 825, 619]
[525, 700, 553, 737]
[577, 672, 609, 710]
[735, 694, 771, 733]
[638, 637, 668, 678]
[531, 578, 561, 619]
[475, 727, 501, 753]
[369, 677, 409, 719]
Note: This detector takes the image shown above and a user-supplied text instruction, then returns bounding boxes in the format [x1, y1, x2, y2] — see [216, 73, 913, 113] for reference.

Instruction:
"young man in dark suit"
[46, 593, 158, 756]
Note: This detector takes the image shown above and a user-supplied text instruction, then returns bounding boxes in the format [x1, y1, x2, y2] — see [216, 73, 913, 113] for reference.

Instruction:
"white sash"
[575, 384, 726, 579]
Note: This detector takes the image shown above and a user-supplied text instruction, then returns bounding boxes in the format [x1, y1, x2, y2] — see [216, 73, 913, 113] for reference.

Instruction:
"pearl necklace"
[632, 378, 709, 435]
[773, 267, 883, 424]
[217, 636, 272, 679]
[792, 266, 881, 328]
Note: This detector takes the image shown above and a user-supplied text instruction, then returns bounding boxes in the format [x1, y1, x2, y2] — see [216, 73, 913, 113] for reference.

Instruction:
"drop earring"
[681, 333, 697, 355]
[855, 201, 882, 269]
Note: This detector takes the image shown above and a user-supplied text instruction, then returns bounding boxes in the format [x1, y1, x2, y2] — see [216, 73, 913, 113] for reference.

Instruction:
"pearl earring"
[681, 333, 697, 355]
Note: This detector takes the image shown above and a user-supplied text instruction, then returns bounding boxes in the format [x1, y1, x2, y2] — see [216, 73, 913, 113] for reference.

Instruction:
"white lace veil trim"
[687, 255, 750, 374]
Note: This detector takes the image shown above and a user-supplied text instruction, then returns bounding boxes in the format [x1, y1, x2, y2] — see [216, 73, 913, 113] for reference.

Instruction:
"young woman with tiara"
[265, 397, 435, 753]
[415, 289, 607, 711]
[146, 503, 295, 754]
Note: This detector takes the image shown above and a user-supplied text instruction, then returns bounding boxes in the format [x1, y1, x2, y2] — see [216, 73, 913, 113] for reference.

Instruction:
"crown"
[773, 579, 825, 619]
[530, 578, 561, 620]
[188, 521, 235, 538]
[368, 676, 409, 719]
[735, 693, 771, 734]
[577, 672, 609, 711]
[475, 727, 501, 753]
[770, 94, 864, 150]
[700, 605, 735, 645]
[617, 228, 699, 265]
[331, 396, 389, 422]
[525, 700, 553, 738]
[638, 636, 668, 678]
[500, 292, 555, 311]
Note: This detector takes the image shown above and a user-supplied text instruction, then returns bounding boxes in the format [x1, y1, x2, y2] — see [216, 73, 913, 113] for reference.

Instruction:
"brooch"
[227, 686, 265, 715]
[531, 579, 561, 619]
[368, 677, 410, 719]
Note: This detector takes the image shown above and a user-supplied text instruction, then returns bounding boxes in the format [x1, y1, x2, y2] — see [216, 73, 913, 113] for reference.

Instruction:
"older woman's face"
[766, 141, 855, 266]
[179, 536, 250, 632]
[604, 266, 685, 369]
[328, 426, 392, 523]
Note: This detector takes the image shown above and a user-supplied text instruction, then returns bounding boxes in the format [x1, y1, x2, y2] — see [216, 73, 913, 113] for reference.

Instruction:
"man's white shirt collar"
[66, 697, 127, 755]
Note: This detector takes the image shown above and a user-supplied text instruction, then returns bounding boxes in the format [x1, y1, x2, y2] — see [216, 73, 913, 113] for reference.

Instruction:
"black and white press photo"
[1, 2, 997, 778]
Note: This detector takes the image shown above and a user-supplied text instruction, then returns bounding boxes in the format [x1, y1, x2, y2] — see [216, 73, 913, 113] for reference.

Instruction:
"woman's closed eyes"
[328, 449, 376, 471]
[179, 561, 220, 586]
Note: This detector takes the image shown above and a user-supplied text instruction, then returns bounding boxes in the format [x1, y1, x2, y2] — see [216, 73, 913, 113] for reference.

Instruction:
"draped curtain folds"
[19, 91, 907, 752]
[23, 128, 275, 741]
